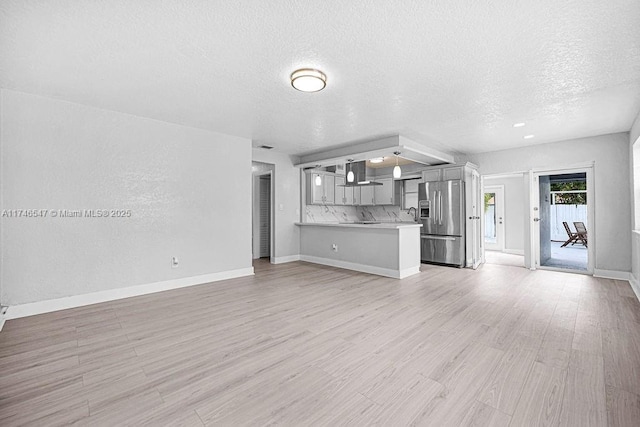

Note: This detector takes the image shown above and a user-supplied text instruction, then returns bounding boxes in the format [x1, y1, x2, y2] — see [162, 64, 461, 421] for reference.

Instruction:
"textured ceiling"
[1, 0, 639, 155]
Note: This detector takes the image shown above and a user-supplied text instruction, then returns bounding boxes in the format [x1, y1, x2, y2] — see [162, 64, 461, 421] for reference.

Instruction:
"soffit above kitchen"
[1, 1, 639, 155]
[295, 135, 454, 169]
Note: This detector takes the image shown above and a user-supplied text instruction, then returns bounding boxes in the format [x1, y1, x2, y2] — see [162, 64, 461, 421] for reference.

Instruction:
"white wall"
[484, 175, 525, 253]
[251, 149, 301, 263]
[466, 132, 632, 273]
[1, 90, 252, 305]
[630, 111, 640, 290]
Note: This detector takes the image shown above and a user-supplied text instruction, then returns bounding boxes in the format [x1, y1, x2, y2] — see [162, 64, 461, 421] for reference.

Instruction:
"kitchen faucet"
[407, 207, 417, 221]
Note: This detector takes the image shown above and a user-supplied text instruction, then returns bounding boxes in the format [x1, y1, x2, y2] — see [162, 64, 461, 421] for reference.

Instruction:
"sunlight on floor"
[484, 250, 525, 267]
[542, 241, 587, 271]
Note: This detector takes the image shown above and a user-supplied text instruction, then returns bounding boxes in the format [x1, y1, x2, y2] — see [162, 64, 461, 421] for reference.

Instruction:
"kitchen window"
[402, 178, 420, 210]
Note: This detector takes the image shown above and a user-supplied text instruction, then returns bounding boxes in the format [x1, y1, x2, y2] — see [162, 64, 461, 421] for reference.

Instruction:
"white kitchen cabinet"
[306, 172, 336, 205]
[443, 166, 464, 181]
[344, 185, 354, 205]
[374, 178, 394, 205]
[334, 176, 346, 205]
[422, 169, 441, 182]
[352, 186, 361, 205]
[360, 186, 375, 205]
[324, 175, 335, 204]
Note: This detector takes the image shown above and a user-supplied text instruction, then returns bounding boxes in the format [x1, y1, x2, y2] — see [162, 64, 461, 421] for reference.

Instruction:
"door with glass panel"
[484, 186, 504, 251]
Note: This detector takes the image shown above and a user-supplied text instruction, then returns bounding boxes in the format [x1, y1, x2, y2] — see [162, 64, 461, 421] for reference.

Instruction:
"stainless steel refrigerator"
[418, 180, 465, 267]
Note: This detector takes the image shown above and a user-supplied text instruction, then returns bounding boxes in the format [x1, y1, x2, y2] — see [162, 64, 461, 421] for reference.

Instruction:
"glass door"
[533, 171, 590, 272]
[484, 186, 504, 251]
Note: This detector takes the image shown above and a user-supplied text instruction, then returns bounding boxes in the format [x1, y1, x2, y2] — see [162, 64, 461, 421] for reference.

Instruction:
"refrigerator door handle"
[421, 235, 457, 241]
[432, 191, 438, 224]
[438, 191, 443, 225]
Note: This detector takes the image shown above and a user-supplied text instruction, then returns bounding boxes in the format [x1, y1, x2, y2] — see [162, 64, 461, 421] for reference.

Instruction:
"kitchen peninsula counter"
[296, 222, 422, 279]
[295, 222, 422, 229]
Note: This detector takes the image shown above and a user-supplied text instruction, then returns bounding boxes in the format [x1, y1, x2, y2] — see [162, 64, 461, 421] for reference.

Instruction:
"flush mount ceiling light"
[290, 68, 327, 92]
[524, 134, 535, 139]
[369, 157, 384, 163]
[393, 152, 402, 179]
[513, 123, 526, 128]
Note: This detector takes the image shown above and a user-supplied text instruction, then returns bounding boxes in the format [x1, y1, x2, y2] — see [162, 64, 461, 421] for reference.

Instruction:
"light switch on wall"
[279, 204, 284, 211]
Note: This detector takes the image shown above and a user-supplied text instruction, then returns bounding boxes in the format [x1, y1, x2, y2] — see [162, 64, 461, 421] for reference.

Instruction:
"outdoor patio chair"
[573, 221, 588, 248]
[561, 222, 580, 247]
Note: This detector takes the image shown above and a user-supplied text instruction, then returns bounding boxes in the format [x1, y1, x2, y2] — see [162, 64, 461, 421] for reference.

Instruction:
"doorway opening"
[258, 175, 271, 258]
[482, 174, 526, 268]
[252, 162, 274, 261]
[533, 170, 592, 273]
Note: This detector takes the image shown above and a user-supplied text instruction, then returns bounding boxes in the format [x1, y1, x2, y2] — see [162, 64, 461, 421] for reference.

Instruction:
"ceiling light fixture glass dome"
[393, 151, 402, 179]
[346, 159, 355, 183]
[291, 68, 327, 92]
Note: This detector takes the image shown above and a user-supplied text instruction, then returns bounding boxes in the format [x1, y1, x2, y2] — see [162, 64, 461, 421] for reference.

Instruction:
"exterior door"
[532, 169, 593, 273]
[484, 185, 504, 251]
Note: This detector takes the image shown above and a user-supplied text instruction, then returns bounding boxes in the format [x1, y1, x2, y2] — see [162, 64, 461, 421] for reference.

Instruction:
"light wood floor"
[1, 260, 639, 426]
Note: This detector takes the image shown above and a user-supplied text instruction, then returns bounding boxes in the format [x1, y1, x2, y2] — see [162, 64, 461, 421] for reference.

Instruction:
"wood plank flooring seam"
[2, 260, 638, 425]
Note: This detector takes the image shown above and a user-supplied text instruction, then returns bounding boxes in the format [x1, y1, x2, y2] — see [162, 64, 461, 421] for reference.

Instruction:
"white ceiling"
[1, 0, 639, 155]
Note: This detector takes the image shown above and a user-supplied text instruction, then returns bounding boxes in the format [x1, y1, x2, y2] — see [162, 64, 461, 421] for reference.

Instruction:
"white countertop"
[295, 222, 422, 229]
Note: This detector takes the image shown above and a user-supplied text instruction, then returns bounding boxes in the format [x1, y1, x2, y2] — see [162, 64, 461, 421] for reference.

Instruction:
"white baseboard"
[630, 274, 640, 302]
[271, 255, 301, 264]
[593, 269, 632, 281]
[0, 310, 6, 332]
[4, 267, 254, 320]
[300, 255, 419, 279]
[503, 249, 525, 256]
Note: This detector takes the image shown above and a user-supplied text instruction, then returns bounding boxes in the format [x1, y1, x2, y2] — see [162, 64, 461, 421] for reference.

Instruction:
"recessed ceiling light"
[513, 123, 526, 128]
[369, 157, 384, 163]
[290, 68, 327, 92]
[524, 135, 535, 139]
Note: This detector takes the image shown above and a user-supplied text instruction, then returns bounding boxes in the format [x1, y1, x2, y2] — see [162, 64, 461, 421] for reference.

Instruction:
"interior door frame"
[530, 164, 595, 274]
[252, 170, 275, 262]
[483, 184, 505, 252]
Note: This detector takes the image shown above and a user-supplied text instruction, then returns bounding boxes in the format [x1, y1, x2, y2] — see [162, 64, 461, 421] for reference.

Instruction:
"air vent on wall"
[258, 145, 274, 150]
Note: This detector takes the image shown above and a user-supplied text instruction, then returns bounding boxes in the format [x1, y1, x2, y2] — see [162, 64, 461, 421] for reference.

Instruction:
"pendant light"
[291, 69, 327, 92]
[393, 151, 402, 179]
[346, 159, 355, 183]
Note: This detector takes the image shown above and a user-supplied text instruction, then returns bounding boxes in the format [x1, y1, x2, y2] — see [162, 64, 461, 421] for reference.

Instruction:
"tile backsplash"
[305, 205, 359, 223]
[358, 205, 417, 223]
[305, 204, 417, 223]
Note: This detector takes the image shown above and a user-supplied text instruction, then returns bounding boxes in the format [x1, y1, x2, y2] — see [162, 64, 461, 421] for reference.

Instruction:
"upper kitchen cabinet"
[374, 178, 394, 205]
[360, 186, 375, 205]
[422, 165, 465, 182]
[422, 169, 442, 182]
[352, 186, 361, 205]
[306, 172, 335, 205]
[334, 176, 346, 205]
[344, 184, 355, 205]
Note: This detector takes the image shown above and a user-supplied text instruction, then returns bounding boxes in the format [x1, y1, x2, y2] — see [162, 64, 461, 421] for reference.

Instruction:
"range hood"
[340, 161, 383, 186]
